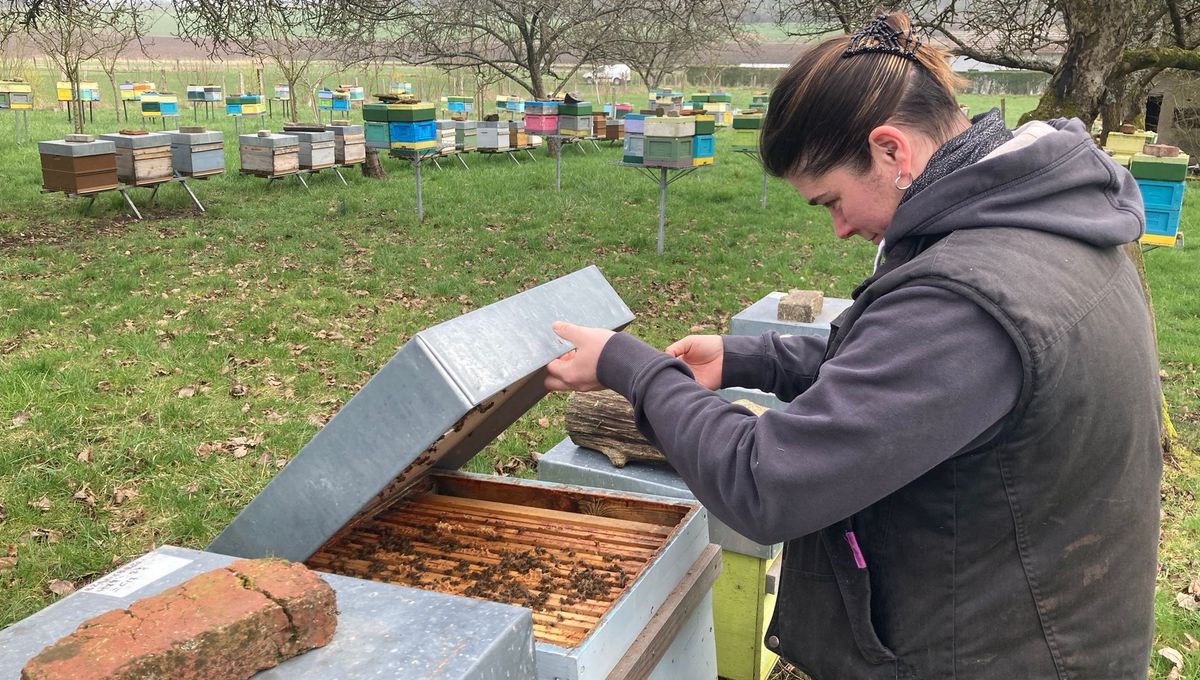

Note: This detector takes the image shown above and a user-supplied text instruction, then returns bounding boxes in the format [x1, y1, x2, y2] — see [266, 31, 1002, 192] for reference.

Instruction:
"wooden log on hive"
[565, 389, 767, 468]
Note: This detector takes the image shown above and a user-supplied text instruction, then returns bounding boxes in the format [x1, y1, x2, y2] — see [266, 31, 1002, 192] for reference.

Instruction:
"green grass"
[1, 93, 1198, 678]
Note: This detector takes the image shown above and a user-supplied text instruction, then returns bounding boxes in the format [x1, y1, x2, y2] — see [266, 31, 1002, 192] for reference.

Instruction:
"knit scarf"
[901, 108, 1012, 204]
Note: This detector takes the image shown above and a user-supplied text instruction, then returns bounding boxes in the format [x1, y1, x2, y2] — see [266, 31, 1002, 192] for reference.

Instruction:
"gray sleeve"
[595, 285, 1021, 544]
[721, 333, 829, 400]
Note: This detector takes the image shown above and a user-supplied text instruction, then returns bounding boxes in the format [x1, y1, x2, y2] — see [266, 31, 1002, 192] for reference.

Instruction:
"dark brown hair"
[760, 12, 966, 179]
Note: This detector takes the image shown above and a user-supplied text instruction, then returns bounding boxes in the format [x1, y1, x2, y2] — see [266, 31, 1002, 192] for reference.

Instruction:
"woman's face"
[787, 162, 901, 245]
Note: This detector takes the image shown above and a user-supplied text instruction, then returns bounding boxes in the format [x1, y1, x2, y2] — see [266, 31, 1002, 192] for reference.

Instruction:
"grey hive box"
[239, 132, 299, 176]
[208, 266, 722, 680]
[37, 138, 114, 157]
[0, 545, 538, 680]
[99, 131, 173, 185]
[730, 291, 852, 337]
[325, 125, 365, 165]
[167, 129, 225, 177]
[288, 130, 336, 170]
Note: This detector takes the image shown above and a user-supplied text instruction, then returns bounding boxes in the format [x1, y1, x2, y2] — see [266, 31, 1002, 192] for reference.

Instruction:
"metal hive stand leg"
[119, 188, 143, 220]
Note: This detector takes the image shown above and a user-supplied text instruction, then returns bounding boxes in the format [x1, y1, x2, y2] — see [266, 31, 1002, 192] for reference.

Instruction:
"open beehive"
[209, 267, 719, 679]
[307, 471, 696, 648]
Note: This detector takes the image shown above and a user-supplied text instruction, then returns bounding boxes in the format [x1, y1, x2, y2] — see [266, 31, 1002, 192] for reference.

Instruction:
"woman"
[545, 12, 1161, 680]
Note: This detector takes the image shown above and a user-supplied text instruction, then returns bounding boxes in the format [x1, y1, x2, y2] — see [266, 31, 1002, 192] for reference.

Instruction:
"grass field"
[0, 92, 1197, 676]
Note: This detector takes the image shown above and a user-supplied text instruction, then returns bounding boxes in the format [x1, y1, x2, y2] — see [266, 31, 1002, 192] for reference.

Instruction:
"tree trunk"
[362, 148, 385, 178]
[1019, 0, 1139, 126]
[1120, 242, 1179, 457]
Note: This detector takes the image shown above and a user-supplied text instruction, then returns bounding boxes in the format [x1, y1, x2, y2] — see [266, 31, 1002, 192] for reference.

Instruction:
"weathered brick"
[777, 289, 824, 323]
[1143, 143, 1182, 158]
[22, 559, 337, 680]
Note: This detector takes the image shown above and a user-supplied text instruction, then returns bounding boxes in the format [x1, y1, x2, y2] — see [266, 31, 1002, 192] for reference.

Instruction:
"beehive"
[558, 115, 592, 137]
[207, 268, 721, 680]
[0, 80, 33, 109]
[558, 101, 593, 117]
[644, 115, 695, 138]
[591, 113, 607, 137]
[326, 124, 366, 165]
[275, 84, 291, 100]
[643, 136, 694, 169]
[692, 114, 716, 136]
[478, 120, 510, 150]
[623, 133, 644, 164]
[38, 138, 119, 195]
[363, 102, 435, 122]
[140, 93, 178, 117]
[693, 134, 715, 166]
[239, 132, 300, 177]
[287, 129, 336, 170]
[99, 131, 174, 185]
[454, 120, 477, 151]
[606, 120, 625, 141]
[168, 129, 225, 177]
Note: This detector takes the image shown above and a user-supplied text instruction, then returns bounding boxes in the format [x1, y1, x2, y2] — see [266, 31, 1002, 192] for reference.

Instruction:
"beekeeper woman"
[544, 12, 1161, 680]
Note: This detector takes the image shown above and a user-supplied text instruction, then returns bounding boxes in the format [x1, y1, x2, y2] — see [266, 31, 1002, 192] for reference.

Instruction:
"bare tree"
[172, 0, 378, 122]
[613, 0, 754, 90]
[389, 0, 644, 100]
[3, 0, 148, 133]
[773, 0, 1200, 129]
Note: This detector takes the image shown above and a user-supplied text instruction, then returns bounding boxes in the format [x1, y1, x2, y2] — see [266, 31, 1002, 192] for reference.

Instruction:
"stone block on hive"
[777, 289, 824, 323]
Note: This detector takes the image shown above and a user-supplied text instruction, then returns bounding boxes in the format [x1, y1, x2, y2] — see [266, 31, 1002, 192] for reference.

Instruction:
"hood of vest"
[885, 118, 1145, 252]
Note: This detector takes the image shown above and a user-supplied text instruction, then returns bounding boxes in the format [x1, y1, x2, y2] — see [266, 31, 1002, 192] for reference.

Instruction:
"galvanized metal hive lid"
[37, 139, 115, 157]
[99, 131, 172, 149]
[209, 266, 635, 562]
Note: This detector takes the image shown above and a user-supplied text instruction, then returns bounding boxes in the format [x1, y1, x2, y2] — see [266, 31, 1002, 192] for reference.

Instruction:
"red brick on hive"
[21, 559, 337, 680]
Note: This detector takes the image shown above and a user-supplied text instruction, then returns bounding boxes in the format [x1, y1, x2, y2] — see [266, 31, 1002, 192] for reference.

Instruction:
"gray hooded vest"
[594, 118, 1162, 678]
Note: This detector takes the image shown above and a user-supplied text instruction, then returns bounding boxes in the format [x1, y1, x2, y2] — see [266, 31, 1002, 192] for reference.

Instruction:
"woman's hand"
[544, 321, 616, 392]
[665, 335, 723, 390]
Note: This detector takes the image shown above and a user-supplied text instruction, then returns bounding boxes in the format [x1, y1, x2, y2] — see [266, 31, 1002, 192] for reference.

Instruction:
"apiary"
[692, 113, 716, 136]
[0, 79, 33, 109]
[606, 120, 625, 141]
[285, 128, 336, 170]
[390, 81, 413, 95]
[454, 120, 478, 150]
[274, 84, 291, 100]
[99, 131, 174, 185]
[239, 132, 300, 177]
[39, 137, 120, 194]
[168, 128, 225, 177]
[119, 81, 154, 101]
[591, 113, 607, 137]
[227, 94, 264, 116]
[326, 123, 366, 165]
[208, 267, 722, 680]
[0, 545, 540, 679]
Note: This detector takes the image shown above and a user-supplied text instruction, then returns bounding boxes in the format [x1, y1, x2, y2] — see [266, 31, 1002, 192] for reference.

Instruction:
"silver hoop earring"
[894, 170, 913, 191]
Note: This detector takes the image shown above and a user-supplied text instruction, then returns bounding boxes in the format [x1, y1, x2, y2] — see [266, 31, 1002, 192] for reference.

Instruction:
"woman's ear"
[868, 125, 912, 176]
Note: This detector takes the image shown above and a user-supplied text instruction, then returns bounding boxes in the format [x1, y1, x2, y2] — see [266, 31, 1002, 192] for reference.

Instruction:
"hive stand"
[9, 108, 29, 145]
[614, 161, 713, 254]
[734, 149, 770, 209]
[188, 100, 217, 121]
[230, 112, 267, 135]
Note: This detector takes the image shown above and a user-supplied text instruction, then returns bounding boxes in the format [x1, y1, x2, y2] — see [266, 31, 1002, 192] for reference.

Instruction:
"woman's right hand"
[665, 335, 724, 390]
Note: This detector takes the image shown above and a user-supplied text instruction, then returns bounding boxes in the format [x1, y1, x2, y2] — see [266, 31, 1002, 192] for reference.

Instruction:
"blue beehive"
[389, 120, 438, 143]
[1137, 178, 1186, 243]
[693, 134, 714, 158]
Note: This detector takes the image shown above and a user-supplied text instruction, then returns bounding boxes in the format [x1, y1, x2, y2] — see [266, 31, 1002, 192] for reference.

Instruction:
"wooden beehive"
[38, 139, 119, 195]
[168, 130, 225, 177]
[327, 124, 366, 165]
[307, 471, 697, 649]
[239, 133, 300, 177]
[100, 132, 174, 185]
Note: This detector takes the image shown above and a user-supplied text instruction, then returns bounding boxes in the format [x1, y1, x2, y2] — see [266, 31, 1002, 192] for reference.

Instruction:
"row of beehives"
[36, 125, 367, 195]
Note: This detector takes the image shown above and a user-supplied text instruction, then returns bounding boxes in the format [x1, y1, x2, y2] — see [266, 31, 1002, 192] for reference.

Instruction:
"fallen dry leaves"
[47, 579, 75, 596]
[196, 433, 265, 459]
[28, 495, 50, 513]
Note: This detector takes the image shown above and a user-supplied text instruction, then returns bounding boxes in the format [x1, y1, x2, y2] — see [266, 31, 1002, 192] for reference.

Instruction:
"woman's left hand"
[544, 321, 616, 392]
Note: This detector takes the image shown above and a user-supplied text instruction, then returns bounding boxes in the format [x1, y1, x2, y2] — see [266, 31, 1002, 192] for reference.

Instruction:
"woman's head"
[761, 12, 968, 242]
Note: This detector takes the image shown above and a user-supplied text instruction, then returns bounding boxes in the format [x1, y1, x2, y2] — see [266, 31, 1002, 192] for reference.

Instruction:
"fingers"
[665, 337, 691, 357]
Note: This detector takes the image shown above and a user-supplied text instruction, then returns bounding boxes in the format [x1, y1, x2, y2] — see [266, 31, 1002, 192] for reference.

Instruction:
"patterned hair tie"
[842, 14, 921, 62]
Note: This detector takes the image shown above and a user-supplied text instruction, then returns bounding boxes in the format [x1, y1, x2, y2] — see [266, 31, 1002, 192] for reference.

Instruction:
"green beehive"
[708, 92, 733, 103]
[733, 113, 763, 130]
[731, 129, 759, 152]
[558, 102, 593, 116]
[692, 115, 716, 136]
[1129, 153, 1189, 182]
[644, 136, 694, 168]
